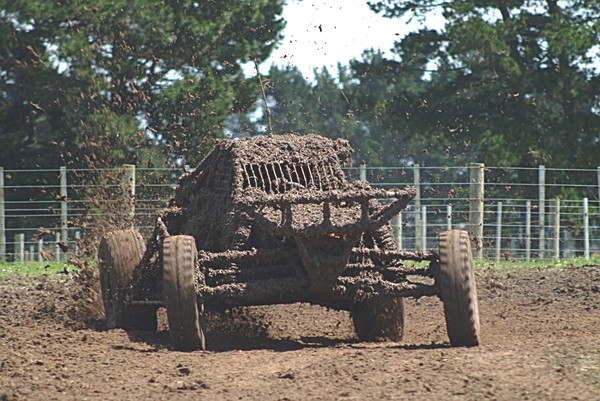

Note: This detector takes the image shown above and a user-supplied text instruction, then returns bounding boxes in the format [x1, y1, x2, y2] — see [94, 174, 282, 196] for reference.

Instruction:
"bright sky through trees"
[264, 0, 444, 78]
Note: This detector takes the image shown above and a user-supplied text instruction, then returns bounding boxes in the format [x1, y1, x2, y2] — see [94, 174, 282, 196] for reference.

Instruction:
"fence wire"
[1, 164, 598, 262]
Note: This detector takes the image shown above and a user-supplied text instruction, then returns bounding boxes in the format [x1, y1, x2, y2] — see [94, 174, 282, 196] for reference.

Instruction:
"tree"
[236, 64, 376, 166]
[342, 49, 440, 166]
[361, 0, 600, 168]
[256, 65, 320, 135]
[0, 0, 285, 169]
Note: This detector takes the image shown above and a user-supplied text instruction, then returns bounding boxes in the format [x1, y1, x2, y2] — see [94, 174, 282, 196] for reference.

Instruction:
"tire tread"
[438, 230, 480, 347]
[163, 235, 205, 351]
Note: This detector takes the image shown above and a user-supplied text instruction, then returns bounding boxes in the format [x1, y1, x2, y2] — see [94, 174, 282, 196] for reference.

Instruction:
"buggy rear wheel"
[352, 296, 405, 342]
[437, 230, 480, 346]
[98, 229, 157, 330]
[163, 235, 206, 351]
[351, 225, 405, 342]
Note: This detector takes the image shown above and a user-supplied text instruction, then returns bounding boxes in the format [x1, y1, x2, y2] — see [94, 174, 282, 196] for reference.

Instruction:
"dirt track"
[1, 265, 599, 400]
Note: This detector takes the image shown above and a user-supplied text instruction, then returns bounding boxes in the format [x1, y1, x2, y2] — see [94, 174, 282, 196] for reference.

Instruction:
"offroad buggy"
[98, 134, 480, 350]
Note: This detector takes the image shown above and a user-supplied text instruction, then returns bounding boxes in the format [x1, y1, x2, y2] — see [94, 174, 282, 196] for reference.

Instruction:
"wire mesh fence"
[1, 164, 599, 262]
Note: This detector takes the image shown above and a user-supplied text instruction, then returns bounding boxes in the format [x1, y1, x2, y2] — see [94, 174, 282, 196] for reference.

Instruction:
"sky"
[261, 0, 445, 79]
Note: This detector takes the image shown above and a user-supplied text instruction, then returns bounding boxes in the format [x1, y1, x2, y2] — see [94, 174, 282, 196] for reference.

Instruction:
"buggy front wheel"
[437, 230, 481, 346]
[163, 235, 206, 351]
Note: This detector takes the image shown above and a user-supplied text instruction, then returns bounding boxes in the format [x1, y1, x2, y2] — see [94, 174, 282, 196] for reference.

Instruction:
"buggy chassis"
[98, 134, 480, 351]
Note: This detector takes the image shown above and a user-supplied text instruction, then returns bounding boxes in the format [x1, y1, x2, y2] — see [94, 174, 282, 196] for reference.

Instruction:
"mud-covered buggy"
[98, 134, 480, 350]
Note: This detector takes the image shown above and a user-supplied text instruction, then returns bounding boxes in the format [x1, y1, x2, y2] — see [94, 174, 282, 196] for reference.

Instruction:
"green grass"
[0, 262, 77, 276]
[1, 255, 598, 276]
[474, 255, 600, 270]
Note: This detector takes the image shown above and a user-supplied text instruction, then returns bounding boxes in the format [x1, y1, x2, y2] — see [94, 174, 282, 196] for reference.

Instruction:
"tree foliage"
[0, 0, 285, 169]
[236, 1, 598, 170]
[229, 65, 374, 166]
[361, 0, 600, 167]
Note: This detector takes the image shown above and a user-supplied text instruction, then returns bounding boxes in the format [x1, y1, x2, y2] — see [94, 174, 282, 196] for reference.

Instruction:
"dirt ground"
[1, 264, 598, 401]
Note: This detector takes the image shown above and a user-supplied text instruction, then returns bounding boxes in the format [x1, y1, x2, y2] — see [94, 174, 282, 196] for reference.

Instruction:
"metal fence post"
[55, 232, 61, 262]
[421, 206, 427, 251]
[525, 200, 531, 262]
[538, 165, 546, 258]
[15, 233, 24, 263]
[469, 163, 484, 259]
[583, 197, 589, 260]
[552, 198, 560, 260]
[392, 213, 403, 250]
[122, 164, 136, 227]
[495, 202, 502, 261]
[359, 162, 367, 181]
[413, 165, 422, 251]
[60, 166, 68, 262]
[0, 166, 4, 262]
[38, 239, 43, 262]
[75, 230, 81, 255]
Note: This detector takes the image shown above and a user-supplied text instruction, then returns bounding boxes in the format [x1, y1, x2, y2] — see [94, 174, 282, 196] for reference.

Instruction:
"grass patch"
[0, 262, 77, 276]
[474, 255, 600, 270]
[2, 255, 598, 276]
[400, 255, 600, 271]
